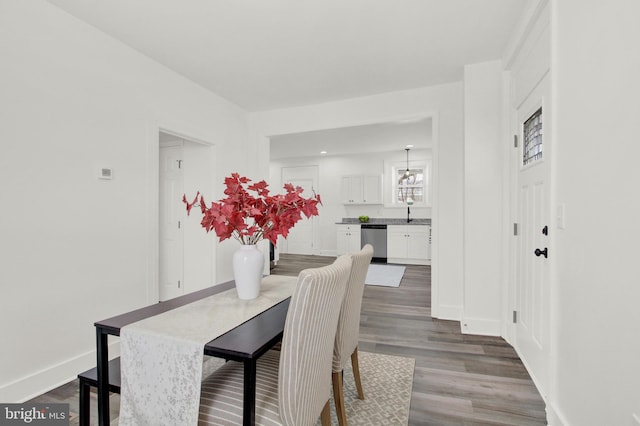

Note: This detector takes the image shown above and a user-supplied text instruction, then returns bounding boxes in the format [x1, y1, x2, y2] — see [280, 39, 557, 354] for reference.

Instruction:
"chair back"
[278, 254, 352, 426]
[332, 244, 374, 372]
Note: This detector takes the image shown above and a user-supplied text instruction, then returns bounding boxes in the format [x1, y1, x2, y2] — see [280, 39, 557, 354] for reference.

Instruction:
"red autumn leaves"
[183, 173, 321, 246]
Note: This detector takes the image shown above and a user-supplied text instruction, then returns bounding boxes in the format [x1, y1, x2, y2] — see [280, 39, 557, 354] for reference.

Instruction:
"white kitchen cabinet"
[341, 176, 361, 204]
[336, 224, 361, 255]
[362, 175, 382, 204]
[387, 225, 430, 265]
[341, 175, 382, 204]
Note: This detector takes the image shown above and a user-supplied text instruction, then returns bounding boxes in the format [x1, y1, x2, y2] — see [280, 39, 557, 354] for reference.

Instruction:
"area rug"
[365, 264, 406, 287]
[71, 352, 414, 425]
[317, 351, 415, 425]
[206, 351, 415, 425]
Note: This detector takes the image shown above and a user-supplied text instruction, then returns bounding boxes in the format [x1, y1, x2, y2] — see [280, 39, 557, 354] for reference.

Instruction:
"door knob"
[534, 248, 548, 258]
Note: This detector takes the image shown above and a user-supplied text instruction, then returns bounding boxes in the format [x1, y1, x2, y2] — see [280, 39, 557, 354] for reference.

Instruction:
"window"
[523, 107, 543, 166]
[396, 167, 425, 204]
[385, 156, 431, 207]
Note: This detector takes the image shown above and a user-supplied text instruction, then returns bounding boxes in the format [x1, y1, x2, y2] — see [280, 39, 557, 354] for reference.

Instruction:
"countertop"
[336, 218, 431, 226]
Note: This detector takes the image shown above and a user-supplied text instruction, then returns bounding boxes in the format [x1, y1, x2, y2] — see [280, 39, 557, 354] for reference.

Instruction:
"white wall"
[551, 0, 640, 424]
[270, 149, 432, 256]
[462, 60, 504, 336]
[250, 83, 465, 321]
[0, 0, 249, 401]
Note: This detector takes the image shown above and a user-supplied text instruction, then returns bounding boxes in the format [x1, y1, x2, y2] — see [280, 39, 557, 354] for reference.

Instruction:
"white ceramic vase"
[232, 244, 264, 300]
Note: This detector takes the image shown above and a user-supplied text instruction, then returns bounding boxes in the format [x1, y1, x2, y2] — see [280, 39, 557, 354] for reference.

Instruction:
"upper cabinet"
[341, 175, 382, 204]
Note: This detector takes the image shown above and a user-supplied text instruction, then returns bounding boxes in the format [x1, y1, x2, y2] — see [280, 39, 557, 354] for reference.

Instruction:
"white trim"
[545, 401, 568, 426]
[0, 341, 121, 403]
[512, 342, 550, 407]
[503, 0, 550, 70]
[548, 0, 560, 422]
[500, 70, 515, 344]
[0, 351, 93, 403]
[254, 108, 442, 319]
[387, 258, 429, 266]
[430, 112, 441, 319]
[146, 125, 161, 304]
[260, 112, 435, 139]
[147, 124, 217, 305]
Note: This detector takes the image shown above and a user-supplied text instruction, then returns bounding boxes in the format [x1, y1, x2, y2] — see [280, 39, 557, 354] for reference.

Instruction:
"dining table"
[93, 276, 296, 426]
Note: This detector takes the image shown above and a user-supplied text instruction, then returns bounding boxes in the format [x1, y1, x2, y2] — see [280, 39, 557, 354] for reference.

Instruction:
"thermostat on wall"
[98, 167, 113, 180]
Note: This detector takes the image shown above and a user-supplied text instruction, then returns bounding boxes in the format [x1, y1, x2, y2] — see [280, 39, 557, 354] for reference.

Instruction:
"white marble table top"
[119, 275, 297, 426]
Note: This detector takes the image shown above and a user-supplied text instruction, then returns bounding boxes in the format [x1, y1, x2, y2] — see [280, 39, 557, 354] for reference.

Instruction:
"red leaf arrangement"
[183, 173, 322, 247]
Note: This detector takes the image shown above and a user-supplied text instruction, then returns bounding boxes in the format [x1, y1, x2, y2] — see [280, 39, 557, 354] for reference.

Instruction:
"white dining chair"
[198, 254, 353, 426]
[331, 244, 374, 426]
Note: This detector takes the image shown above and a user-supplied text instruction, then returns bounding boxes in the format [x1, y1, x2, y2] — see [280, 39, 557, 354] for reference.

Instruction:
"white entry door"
[159, 144, 184, 301]
[282, 178, 316, 255]
[514, 75, 551, 395]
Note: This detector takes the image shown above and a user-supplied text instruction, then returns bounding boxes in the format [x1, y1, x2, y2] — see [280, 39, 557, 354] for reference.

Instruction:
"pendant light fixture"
[404, 147, 413, 222]
[404, 147, 411, 177]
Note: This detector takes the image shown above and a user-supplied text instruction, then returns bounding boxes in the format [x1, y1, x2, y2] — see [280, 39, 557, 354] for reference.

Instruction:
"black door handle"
[534, 248, 548, 258]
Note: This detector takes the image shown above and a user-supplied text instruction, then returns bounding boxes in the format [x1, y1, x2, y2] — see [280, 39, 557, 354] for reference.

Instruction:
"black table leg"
[78, 379, 90, 426]
[96, 329, 110, 426]
[243, 359, 257, 426]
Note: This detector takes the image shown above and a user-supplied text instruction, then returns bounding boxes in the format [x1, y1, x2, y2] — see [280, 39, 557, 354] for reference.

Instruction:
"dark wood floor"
[29, 254, 546, 425]
[272, 254, 547, 425]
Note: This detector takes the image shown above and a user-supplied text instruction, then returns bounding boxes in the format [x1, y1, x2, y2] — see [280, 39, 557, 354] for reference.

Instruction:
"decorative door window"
[523, 107, 543, 166]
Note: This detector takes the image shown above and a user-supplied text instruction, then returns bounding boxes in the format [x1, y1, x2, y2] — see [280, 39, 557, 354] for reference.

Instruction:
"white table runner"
[119, 275, 297, 426]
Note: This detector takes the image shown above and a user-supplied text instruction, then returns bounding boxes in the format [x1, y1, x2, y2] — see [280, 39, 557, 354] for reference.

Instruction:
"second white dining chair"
[332, 244, 374, 426]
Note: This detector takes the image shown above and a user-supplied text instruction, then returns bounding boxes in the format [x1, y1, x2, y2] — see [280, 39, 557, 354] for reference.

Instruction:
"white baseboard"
[546, 400, 568, 426]
[387, 257, 428, 265]
[460, 316, 501, 336]
[0, 342, 121, 403]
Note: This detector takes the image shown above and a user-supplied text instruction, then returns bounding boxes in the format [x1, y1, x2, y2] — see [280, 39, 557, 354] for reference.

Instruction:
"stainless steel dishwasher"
[360, 224, 387, 263]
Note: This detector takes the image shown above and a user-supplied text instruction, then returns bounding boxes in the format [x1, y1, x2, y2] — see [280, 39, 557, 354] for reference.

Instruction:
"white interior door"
[281, 178, 315, 255]
[159, 144, 184, 301]
[514, 75, 551, 395]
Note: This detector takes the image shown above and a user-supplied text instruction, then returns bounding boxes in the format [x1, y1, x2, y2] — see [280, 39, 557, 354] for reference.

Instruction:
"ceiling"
[270, 118, 432, 160]
[47, 0, 528, 112]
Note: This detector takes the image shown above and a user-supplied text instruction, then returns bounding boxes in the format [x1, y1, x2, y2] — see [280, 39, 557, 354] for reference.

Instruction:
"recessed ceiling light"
[406, 144, 414, 148]
[320, 151, 327, 154]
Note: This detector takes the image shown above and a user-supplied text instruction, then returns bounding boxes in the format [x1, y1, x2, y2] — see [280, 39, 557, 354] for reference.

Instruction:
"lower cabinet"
[336, 224, 361, 255]
[387, 225, 430, 265]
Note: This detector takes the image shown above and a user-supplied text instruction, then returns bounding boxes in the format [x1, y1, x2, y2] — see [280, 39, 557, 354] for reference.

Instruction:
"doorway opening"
[158, 131, 215, 301]
[268, 118, 433, 277]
